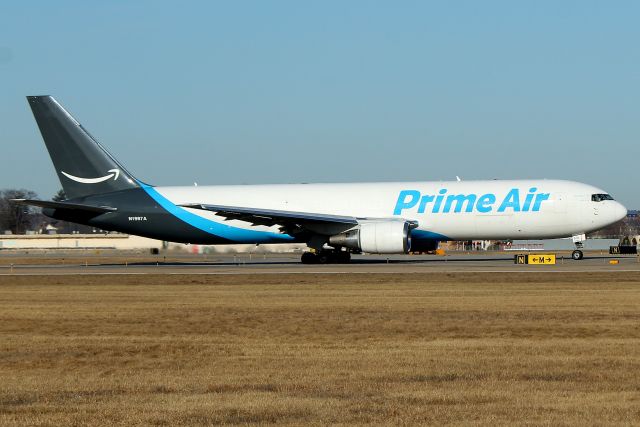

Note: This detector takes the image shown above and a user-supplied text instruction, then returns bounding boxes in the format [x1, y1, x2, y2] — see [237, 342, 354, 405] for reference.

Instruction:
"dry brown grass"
[0, 252, 223, 266]
[0, 272, 639, 426]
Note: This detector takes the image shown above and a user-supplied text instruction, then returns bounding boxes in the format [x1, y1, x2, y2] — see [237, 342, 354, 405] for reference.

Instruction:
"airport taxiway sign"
[514, 254, 557, 265]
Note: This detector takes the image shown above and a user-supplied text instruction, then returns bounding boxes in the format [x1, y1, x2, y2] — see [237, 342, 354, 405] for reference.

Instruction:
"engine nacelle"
[329, 221, 413, 254]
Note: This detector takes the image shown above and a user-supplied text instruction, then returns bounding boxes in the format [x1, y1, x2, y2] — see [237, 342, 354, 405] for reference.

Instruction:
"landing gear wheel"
[571, 250, 584, 261]
[301, 252, 318, 264]
[317, 254, 330, 264]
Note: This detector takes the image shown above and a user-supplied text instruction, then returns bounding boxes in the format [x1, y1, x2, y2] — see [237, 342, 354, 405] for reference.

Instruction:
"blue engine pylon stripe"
[411, 229, 450, 241]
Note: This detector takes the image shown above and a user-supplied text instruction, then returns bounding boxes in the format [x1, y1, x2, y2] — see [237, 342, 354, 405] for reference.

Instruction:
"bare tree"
[0, 189, 39, 234]
[52, 189, 66, 202]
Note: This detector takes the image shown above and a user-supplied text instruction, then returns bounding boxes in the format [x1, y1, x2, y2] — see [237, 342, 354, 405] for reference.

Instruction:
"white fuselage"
[153, 179, 627, 243]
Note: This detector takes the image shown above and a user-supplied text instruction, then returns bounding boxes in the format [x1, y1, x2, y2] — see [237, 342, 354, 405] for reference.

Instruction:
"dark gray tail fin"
[27, 96, 139, 200]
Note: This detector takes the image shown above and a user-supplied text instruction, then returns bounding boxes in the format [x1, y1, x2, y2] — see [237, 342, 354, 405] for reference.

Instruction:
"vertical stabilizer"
[27, 96, 139, 199]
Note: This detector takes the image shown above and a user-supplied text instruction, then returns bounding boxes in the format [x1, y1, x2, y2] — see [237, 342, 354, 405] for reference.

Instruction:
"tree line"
[0, 189, 65, 234]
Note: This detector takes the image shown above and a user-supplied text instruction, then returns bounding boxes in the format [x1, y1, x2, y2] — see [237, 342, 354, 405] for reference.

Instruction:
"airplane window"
[591, 194, 614, 202]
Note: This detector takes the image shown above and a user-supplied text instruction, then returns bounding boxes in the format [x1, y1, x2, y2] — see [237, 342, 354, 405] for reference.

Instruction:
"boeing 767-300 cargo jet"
[16, 96, 627, 263]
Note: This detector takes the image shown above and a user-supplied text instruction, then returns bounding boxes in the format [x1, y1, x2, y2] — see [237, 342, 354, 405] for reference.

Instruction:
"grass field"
[0, 272, 639, 425]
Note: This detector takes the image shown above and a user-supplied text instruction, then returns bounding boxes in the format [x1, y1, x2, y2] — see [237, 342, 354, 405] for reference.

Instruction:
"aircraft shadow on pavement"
[99, 256, 523, 267]
[94, 253, 631, 268]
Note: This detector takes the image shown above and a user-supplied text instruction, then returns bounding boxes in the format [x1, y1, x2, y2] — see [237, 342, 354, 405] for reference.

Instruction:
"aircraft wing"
[180, 203, 358, 232]
[12, 199, 117, 213]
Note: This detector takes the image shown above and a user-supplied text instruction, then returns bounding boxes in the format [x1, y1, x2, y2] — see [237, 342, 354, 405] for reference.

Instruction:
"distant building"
[40, 219, 100, 234]
[0, 234, 163, 250]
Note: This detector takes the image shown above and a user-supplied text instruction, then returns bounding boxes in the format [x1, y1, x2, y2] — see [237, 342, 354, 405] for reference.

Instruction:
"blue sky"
[1, 1, 638, 207]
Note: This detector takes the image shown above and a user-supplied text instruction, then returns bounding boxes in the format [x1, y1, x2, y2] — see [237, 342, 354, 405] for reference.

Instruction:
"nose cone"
[612, 201, 628, 223]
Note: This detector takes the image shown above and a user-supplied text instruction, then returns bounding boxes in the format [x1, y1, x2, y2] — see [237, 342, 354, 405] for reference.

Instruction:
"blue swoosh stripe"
[139, 184, 295, 243]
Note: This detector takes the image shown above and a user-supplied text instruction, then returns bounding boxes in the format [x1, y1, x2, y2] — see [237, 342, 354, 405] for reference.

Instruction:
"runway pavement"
[1, 251, 639, 275]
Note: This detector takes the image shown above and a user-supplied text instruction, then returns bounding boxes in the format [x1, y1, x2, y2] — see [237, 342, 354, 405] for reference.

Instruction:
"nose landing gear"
[571, 234, 586, 261]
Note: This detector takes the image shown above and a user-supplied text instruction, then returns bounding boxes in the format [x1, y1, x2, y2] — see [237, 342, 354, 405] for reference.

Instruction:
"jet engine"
[328, 221, 414, 254]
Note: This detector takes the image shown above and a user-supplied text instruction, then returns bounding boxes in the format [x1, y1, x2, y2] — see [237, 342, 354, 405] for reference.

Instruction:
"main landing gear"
[301, 250, 351, 264]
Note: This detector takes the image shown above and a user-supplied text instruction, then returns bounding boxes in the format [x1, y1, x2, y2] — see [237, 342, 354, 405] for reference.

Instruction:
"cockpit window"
[592, 194, 614, 202]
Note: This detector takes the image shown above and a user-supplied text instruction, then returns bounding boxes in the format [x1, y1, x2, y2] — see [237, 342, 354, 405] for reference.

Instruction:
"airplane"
[16, 95, 627, 264]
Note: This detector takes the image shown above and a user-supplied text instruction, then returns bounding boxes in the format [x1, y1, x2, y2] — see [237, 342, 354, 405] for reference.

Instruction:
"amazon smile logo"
[61, 169, 120, 184]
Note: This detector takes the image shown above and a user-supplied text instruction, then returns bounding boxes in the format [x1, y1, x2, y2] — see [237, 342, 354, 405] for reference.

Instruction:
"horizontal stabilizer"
[12, 199, 117, 213]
